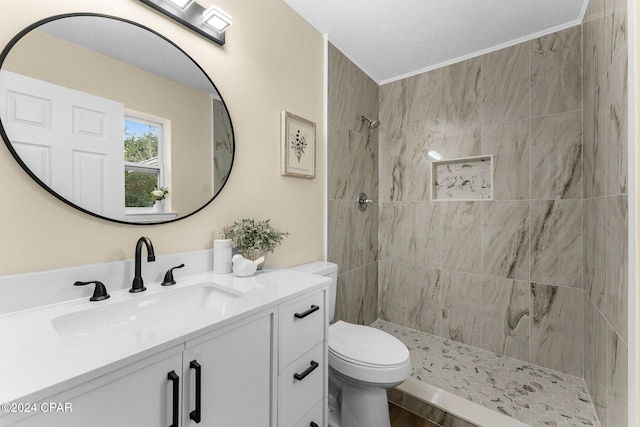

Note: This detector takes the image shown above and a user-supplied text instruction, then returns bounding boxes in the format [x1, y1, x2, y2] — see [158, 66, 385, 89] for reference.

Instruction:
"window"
[124, 114, 165, 209]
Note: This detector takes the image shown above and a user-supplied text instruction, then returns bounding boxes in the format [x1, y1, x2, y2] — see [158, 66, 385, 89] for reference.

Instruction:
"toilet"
[290, 261, 411, 427]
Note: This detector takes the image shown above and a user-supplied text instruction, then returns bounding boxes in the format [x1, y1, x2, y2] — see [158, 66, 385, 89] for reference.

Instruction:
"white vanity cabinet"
[2, 273, 328, 427]
[278, 290, 327, 427]
[8, 312, 275, 427]
[9, 347, 184, 427]
[182, 311, 275, 427]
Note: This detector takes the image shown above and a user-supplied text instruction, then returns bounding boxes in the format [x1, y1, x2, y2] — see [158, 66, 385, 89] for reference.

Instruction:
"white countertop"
[0, 268, 329, 405]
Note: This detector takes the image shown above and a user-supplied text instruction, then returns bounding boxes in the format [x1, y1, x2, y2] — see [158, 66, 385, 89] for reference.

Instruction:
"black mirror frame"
[0, 13, 235, 225]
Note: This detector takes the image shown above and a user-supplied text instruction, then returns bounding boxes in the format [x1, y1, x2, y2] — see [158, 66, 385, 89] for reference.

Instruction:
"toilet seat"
[328, 321, 411, 385]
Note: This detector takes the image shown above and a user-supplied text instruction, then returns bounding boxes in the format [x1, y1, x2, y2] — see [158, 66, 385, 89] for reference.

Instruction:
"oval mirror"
[0, 14, 234, 224]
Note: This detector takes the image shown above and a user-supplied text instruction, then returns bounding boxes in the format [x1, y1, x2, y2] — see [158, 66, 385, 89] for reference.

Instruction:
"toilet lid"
[328, 321, 409, 367]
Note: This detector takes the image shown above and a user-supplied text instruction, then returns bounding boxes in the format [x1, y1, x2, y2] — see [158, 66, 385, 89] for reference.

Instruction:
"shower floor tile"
[372, 320, 601, 427]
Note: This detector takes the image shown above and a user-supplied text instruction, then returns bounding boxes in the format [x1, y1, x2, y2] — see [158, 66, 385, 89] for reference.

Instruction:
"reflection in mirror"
[0, 14, 234, 224]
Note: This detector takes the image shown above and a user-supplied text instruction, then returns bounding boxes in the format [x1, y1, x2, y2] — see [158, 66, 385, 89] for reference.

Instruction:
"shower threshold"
[372, 319, 601, 427]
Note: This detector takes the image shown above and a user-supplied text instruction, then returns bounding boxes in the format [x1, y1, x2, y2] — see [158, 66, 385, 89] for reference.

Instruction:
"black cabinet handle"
[310, 423, 318, 427]
[167, 371, 179, 427]
[293, 360, 319, 381]
[190, 360, 202, 423]
[294, 305, 320, 319]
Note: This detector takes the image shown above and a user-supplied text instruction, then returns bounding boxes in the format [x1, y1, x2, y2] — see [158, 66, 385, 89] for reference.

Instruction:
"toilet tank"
[289, 261, 338, 322]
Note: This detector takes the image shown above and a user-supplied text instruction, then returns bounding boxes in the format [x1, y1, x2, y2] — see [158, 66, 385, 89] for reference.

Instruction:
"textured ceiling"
[284, 0, 589, 83]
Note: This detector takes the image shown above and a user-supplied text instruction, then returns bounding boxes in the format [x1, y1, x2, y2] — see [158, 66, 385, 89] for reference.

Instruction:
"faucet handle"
[74, 280, 110, 302]
[162, 264, 185, 286]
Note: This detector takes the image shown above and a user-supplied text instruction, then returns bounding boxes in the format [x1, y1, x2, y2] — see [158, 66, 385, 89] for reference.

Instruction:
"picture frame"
[281, 111, 316, 179]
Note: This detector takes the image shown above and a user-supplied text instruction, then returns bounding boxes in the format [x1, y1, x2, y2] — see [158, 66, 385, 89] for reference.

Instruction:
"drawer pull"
[190, 360, 202, 423]
[293, 360, 319, 381]
[294, 304, 320, 319]
[167, 370, 179, 427]
[310, 423, 319, 427]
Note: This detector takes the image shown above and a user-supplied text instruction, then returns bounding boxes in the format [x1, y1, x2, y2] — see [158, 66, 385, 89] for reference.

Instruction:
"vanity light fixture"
[202, 6, 232, 32]
[166, 0, 194, 9]
[138, 0, 230, 46]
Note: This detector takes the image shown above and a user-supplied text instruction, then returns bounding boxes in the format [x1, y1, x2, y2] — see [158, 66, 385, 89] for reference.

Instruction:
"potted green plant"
[228, 218, 288, 269]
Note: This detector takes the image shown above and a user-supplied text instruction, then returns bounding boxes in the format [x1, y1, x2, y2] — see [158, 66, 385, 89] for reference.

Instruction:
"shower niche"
[431, 155, 492, 201]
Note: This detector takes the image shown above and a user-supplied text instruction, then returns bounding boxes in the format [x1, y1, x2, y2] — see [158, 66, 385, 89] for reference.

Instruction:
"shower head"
[361, 115, 380, 130]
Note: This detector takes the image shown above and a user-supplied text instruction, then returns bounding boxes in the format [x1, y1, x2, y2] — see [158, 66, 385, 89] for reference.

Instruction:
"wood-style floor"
[389, 403, 440, 427]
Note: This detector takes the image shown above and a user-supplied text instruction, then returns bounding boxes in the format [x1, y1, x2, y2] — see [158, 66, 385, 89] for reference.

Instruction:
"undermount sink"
[52, 283, 242, 342]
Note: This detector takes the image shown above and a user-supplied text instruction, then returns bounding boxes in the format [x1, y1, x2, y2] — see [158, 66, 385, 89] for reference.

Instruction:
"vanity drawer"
[279, 291, 325, 369]
[279, 343, 325, 427]
[294, 400, 324, 427]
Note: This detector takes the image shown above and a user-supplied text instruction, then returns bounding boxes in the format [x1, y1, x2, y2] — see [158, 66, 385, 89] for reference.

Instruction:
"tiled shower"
[327, 0, 628, 425]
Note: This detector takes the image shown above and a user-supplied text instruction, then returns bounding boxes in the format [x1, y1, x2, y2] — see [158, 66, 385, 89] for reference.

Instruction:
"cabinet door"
[184, 312, 274, 427]
[10, 348, 183, 427]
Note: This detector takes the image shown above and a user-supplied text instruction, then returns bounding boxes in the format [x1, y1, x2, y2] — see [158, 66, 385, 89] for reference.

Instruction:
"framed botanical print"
[281, 111, 316, 179]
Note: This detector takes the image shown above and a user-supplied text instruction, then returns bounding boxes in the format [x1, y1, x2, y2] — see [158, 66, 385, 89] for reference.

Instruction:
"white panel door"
[0, 70, 125, 219]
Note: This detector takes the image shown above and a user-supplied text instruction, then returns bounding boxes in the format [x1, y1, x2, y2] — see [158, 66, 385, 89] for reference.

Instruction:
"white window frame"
[124, 109, 172, 215]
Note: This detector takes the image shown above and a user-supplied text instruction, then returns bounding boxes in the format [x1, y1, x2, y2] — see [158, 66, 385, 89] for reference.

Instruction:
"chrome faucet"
[130, 236, 155, 293]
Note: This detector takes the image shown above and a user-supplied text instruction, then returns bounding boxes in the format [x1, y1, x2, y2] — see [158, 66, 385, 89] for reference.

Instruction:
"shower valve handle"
[358, 193, 376, 211]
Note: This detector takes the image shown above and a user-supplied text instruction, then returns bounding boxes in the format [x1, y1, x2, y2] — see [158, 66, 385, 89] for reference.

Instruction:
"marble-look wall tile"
[348, 61, 377, 133]
[348, 129, 378, 202]
[581, 3, 628, 422]
[404, 137, 432, 201]
[334, 273, 348, 323]
[333, 271, 364, 325]
[440, 201, 482, 274]
[436, 270, 482, 347]
[530, 283, 583, 377]
[605, 0, 627, 67]
[406, 68, 446, 137]
[607, 326, 628, 427]
[422, 127, 481, 160]
[327, 200, 350, 273]
[407, 202, 441, 269]
[378, 202, 408, 264]
[530, 200, 583, 288]
[583, 197, 607, 308]
[379, 79, 406, 142]
[352, 204, 377, 268]
[481, 43, 529, 125]
[583, 86, 607, 198]
[481, 201, 529, 280]
[589, 300, 609, 424]
[378, 262, 406, 325]
[345, 267, 365, 324]
[379, 139, 407, 202]
[442, 57, 481, 129]
[481, 277, 530, 361]
[327, 43, 379, 332]
[582, 0, 606, 99]
[605, 194, 628, 339]
[530, 26, 582, 117]
[363, 262, 378, 326]
[327, 123, 349, 200]
[606, 48, 628, 196]
[406, 266, 441, 334]
[327, 44, 350, 128]
[529, 110, 583, 200]
[583, 294, 597, 418]
[480, 119, 529, 200]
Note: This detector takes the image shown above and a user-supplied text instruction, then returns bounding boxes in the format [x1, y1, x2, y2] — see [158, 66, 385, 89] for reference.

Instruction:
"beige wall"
[0, 0, 325, 274]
